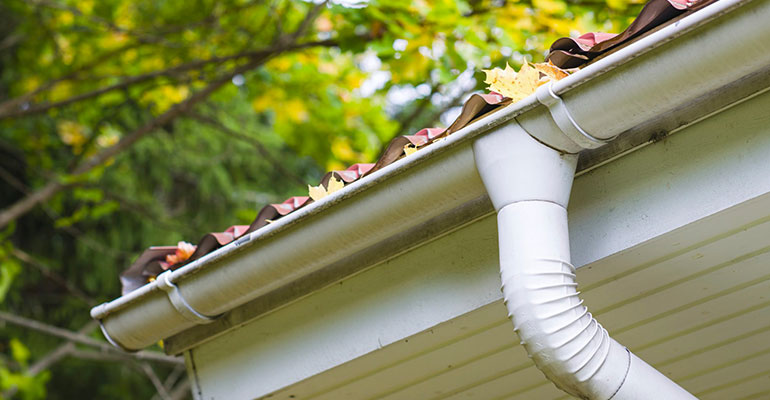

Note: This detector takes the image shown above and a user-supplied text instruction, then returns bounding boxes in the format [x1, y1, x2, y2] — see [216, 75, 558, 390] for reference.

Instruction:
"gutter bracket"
[157, 271, 221, 324]
[535, 82, 616, 149]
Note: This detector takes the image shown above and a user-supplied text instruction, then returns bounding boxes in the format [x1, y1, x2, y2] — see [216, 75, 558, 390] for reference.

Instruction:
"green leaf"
[10, 339, 31, 367]
[0, 255, 21, 303]
[89, 201, 120, 220]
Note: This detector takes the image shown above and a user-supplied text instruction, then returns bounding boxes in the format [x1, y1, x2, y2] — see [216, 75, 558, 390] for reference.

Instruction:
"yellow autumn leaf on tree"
[57, 120, 88, 154]
[483, 61, 569, 103]
[308, 176, 344, 202]
[282, 98, 310, 123]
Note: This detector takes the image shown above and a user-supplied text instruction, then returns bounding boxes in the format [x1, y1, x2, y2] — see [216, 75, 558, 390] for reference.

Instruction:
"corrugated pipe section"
[473, 123, 696, 399]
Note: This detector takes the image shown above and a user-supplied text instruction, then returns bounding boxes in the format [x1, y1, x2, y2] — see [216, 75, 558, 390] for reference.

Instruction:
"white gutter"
[91, 0, 770, 371]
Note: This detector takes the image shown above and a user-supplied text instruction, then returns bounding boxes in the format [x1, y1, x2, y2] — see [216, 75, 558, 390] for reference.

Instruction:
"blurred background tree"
[0, 0, 643, 398]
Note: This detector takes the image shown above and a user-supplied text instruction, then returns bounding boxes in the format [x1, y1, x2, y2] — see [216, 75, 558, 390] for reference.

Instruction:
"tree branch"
[429, 90, 470, 128]
[0, 163, 131, 259]
[64, 350, 189, 399]
[0, 33, 24, 52]
[190, 113, 307, 187]
[21, 0, 175, 46]
[287, 1, 327, 44]
[0, 180, 64, 228]
[392, 83, 441, 138]
[0, 39, 338, 120]
[159, 364, 186, 398]
[67, 349, 190, 400]
[0, 323, 93, 398]
[137, 362, 172, 400]
[0, 62, 258, 229]
[169, 379, 192, 400]
[0, 33, 344, 229]
[0, 42, 140, 116]
[0, 164, 29, 195]
[0, 0, 270, 115]
[11, 248, 96, 306]
[0, 311, 183, 365]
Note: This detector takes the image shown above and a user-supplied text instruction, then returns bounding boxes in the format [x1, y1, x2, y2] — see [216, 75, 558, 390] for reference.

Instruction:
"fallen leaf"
[534, 61, 569, 81]
[403, 144, 418, 156]
[165, 241, 196, 265]
[327, 175, 344, 193]
[308, 184, 326, 202]
[483, 61, 570, 103]
[308, 176, 345, 202]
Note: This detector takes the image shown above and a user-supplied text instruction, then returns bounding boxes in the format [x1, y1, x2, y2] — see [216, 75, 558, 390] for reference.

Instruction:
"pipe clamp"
[536, 82, 616, 149]
[157, 271, 221, 324]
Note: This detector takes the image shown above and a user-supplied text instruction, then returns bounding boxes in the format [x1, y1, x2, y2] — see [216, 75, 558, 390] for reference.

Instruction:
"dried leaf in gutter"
[308, 176, 344, 202]
[403, 144, 418, 156]
[308, 184, 326, 202]
[327, 175, 344, 193]
[165, 241, 196, 267]
[483, 61, 569, 103]
[534, 61, 569, 81]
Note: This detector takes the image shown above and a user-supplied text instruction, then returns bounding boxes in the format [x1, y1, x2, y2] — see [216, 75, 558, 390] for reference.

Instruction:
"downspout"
[472, 90, 696, 398]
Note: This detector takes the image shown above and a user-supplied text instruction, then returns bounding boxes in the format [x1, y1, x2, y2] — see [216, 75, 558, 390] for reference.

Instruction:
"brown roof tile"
[547, 0, 717, 68]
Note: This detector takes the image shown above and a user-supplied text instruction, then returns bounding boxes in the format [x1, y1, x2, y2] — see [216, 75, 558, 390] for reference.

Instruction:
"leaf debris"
[308, 176, 345, 202]
[483, 61, 569, 103]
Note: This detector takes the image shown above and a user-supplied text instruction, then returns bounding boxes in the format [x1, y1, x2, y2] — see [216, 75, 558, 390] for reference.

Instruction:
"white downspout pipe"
[472, 122, 696, 399]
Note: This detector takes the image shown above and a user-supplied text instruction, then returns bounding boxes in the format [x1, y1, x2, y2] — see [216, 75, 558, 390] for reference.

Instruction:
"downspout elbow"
[472, 121, 696, 399]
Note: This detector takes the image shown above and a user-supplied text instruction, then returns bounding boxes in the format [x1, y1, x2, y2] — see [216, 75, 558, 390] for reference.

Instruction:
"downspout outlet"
[473, 122, 696, 399]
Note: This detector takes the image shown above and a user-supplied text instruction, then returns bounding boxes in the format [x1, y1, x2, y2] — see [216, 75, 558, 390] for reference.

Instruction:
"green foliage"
[0, 339, 49, 400]
[0, 0, 643, 397]
[0, 231, 21, 304]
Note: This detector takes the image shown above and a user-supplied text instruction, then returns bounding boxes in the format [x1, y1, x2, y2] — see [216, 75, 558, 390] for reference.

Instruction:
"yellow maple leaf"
[483, 65, 502, 86]
[403, 144, 418, 156]
[308, 184, 326, 202]
[515, 61, 540, 97]
[534, 61, 569, 82]
[483, 61, 570, 103]
[308, 176, 344, 202]
[327, 176, 344, 193]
